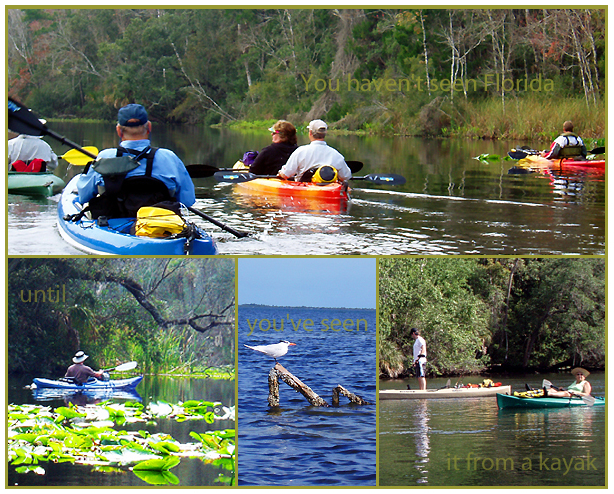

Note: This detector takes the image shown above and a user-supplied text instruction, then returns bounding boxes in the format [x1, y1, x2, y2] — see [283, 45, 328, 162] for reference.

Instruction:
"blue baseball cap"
[118, 104, 148, 127]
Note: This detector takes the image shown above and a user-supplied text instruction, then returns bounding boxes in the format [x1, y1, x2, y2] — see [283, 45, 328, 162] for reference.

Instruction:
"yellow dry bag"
[134, 206, 185, 238]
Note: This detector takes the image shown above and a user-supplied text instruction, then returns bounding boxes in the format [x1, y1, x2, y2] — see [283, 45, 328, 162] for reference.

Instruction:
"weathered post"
[332, 385, 372, 406]
[271, 363, 329, 407]
[268, 367, 280, 407]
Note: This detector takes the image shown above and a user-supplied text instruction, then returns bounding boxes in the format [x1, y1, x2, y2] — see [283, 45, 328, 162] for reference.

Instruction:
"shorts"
[414, 358, 426, 378]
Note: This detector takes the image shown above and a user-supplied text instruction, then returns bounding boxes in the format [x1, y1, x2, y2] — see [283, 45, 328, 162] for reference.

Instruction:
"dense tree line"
[379, 258, 605, 378]
[8, 8, 605, 135]
[8, 258, 235, 375]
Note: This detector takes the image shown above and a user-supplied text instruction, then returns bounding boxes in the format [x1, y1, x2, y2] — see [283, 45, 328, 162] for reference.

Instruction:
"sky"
[238, 258, 376, 309]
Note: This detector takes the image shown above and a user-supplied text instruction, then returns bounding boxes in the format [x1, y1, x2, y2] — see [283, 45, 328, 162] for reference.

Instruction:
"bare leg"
[418, 377, 427, 390]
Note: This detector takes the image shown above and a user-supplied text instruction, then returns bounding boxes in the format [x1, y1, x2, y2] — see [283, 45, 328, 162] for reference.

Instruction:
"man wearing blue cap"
[77, 103, 195, 215]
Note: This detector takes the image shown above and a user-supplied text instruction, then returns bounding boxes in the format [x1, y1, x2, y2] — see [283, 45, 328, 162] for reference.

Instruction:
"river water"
[237, 306, 376, 486]
[7, 122, 605, 255]
[379, 373, 606, 487]
[7, 374, 235, 487]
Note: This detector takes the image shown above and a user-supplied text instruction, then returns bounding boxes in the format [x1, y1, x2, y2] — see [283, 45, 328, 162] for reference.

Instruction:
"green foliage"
[379, 258, 605, 377]
[8, 259, 235, 376]
[7, 8, 605, 137]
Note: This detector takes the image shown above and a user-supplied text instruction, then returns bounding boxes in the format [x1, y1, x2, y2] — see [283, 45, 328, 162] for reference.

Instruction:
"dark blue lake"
[237, 306, 376, 486]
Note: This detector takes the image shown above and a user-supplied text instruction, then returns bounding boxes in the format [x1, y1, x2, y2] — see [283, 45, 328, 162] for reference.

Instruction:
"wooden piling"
[268, 363, 329, 407]
[332, 384, 372, 406]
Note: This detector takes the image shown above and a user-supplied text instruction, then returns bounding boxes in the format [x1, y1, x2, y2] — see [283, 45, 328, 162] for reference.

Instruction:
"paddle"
[438, 379, 451, 390]
[542, 379, 595, 406]
[60, 147, 99, 165]
[185, 160, 364, 179]
[186, 206, 249, 239]
[102, 361, 138, 373]
[213, 171, 406, 186]
[8, 98, 98, 160]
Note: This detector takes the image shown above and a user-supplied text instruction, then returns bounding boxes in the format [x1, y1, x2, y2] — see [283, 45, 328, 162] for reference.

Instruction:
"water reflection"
[32, 387, 142, 404]
[414, 400, 430, 484]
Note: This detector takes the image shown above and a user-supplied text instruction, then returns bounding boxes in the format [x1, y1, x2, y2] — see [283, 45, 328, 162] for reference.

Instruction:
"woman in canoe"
[544, 367, 592, 398]
[248, 120, 298, 176]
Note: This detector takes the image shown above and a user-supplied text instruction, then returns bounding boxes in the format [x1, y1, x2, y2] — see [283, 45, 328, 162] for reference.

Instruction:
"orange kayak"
[237, 178, 350, 199]
[235, 178, 350, 213]
[518, 155, 605, 172]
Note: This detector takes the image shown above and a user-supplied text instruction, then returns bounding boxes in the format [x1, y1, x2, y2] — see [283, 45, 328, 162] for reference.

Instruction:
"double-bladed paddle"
[186, 160, 364, 179]
[8, 98, 98, 160]
[102, 361, 138, 373]
[542, 379, 595, 406]
[213, 171, 406, 186]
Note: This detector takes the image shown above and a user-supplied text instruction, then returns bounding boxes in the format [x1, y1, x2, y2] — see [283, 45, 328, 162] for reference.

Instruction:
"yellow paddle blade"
[60, 146, 99, 165]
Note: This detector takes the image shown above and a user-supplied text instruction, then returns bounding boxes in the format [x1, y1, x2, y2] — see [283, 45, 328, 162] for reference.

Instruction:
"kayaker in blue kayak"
[542, 121, 587, 160]
[65, 351, 105, 385]
[544, 367, 592, 398]
[410, 328, 427, 391]
[278, 119, 352, 183]
[77, 103, 195, 218]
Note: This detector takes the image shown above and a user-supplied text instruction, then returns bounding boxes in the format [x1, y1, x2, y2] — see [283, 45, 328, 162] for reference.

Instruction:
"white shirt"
[413, 336, 427, 361]
[8, 135, 58, 170]
[279, 140, 351, 181]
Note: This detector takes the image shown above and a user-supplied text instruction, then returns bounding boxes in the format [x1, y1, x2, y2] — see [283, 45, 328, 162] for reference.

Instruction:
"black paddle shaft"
[8, 98, 98, 160]
[187, 206, 249, 239]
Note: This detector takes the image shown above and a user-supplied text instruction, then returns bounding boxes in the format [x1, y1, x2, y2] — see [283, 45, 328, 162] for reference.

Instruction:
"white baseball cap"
[307, 119, 327, 134]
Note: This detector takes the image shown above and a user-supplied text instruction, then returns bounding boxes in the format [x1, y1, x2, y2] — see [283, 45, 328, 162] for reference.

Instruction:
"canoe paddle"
[186, 160, 364, 179]
[8, 98, 98, 160]
[102, 361, 138, 373]
[542, 379, 595, 406]
[214, 171, 406, 186]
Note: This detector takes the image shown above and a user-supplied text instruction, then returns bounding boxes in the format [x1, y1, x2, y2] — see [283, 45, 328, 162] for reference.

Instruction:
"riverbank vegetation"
[379, 258, 605, 378]
[8, 258, 235, 377]
[8, 8, 604, 139]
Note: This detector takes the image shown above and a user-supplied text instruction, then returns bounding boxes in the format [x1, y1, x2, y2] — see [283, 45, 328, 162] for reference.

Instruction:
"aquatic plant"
[8, 401, 236, 485]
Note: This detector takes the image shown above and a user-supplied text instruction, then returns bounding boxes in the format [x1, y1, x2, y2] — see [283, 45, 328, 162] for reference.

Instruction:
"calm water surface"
[379, 374, 606, 486]
[7, 374, 235, 487]
[238, 306, 376, 486]
[7, 123, 605, 255]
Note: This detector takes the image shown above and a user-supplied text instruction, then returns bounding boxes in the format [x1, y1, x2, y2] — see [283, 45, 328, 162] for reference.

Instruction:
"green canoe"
[497, 393, 605, 409]
[8, 171, 65, 197]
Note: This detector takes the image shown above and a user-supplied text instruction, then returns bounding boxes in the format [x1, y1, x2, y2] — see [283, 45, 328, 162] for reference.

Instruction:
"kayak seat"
[557, 145, 584, 159]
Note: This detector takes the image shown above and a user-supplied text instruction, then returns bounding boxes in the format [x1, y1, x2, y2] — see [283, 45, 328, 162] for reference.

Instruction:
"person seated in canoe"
[8, 119, 58, 172]
[65, 351, 105, 385]
[76, 103, 195, 219]
[544, 367, 592, 398]
[542, 121, 587, 160]
[278, 119, 352, 183]
[248, 120, 298, 176]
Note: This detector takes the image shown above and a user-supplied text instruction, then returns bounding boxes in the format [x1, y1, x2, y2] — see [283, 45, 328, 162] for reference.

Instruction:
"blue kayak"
[33, 376, 143, 391]
[57, 175, 218, 255]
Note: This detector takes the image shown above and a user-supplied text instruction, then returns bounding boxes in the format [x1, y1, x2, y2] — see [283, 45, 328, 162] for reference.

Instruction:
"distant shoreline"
[239, 304, 375, 310]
